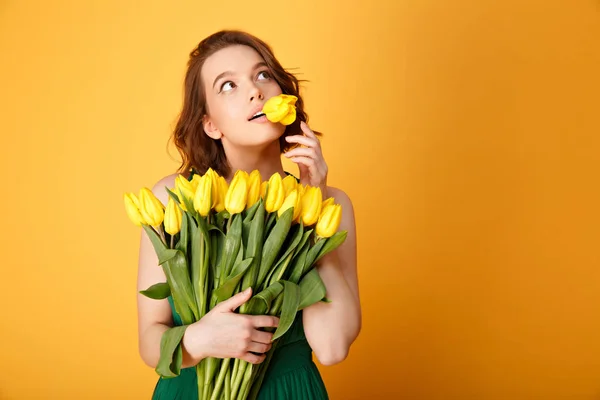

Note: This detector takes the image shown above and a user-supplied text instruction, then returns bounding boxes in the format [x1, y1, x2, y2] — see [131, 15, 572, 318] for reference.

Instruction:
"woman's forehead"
[202, 45, 264, 81]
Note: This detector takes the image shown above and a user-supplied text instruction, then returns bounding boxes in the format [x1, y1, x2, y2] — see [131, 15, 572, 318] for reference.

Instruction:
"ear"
[203, 115, 222, 140]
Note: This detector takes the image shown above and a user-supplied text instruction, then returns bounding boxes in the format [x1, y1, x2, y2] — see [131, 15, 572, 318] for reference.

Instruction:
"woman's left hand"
[284, 121, 329, 198]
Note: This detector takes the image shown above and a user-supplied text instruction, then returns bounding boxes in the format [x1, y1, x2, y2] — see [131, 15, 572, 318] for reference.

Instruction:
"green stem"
[225, 366, 231, 400]
[196, 363, 205, 400]
[209, 358, 231, 400]
[236, 363, 253, 400]
[231, 358, 240, 392]
[230, 360, 247, 399]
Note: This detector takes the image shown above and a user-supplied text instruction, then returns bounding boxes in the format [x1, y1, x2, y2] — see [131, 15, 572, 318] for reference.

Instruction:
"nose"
[249, 84, 264, 102]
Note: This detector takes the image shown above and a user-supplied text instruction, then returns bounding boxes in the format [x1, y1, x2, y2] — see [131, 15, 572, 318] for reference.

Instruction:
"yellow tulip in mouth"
[262, 94, 298, 125]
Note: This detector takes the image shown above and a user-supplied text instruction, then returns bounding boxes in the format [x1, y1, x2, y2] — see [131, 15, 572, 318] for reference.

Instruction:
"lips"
[247, 105, 265, 121]
[249, 111, 266, 121]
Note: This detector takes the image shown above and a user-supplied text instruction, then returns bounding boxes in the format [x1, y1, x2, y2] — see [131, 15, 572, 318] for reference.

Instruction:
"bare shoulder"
[151, 172, 183, 206]
[326, 186, 355, 219]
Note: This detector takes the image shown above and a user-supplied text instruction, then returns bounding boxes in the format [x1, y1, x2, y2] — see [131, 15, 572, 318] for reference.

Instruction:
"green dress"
[151, 171, 328, 400]
[151, 299, 328, 399]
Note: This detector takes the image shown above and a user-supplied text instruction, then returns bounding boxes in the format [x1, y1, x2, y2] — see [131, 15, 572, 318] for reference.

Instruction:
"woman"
[136, 30, 361, 399]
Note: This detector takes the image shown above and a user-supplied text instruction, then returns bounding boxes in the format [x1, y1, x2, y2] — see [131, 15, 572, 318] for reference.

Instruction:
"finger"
[250, 315, 279, 328]
[284, 147, 318, 160]
[247, 341, 272, 354]
[240, 352, 266, 365]
[288, 156, 317, 169]
[300, 121, 317, 139]
[215, 287, 252, 312]
[285, 134, 319, 149]
[251, 329, 274, 344]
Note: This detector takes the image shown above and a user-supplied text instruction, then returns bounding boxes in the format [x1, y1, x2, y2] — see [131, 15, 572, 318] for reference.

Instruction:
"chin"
[245, 123, 285, 148]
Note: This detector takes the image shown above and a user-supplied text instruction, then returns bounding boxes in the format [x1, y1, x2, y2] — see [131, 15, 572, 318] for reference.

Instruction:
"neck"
[222, 140, 287, 181]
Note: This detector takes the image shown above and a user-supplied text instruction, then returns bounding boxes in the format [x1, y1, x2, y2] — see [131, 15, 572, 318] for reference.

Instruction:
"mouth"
[248, 111, 266, 121]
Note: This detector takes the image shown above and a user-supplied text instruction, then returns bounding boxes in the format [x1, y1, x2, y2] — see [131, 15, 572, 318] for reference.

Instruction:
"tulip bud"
[300, 186, 322, 226]
[282, 175, 297, 196]
[265, 173, 285, 213]
[247, 170, 262, 209]
[215, 176, 228, 212]
[225, 170, 248, 214]
[278, 188, 302, 221]
[193, 174, 212, 217]
[260, 181, 268, 198]
[138, 187, 165, 227]
[124, 193, 145, 226]
[262, 94, 297, 125]
[164, 197, 183, 235]
[175, 175, 195, 211]
[322, 197, 335, 209]
[316, 204, 342, 238]
[205, 168, 220, 208]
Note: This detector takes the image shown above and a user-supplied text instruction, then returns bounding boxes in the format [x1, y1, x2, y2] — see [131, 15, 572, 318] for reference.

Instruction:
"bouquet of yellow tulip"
[124, 95, 346, 400]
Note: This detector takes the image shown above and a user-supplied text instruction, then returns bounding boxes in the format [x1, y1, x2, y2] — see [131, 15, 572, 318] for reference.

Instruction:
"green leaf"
[243, 200, 260, 223]
[257, 208, 293, 288]
[266, 251, 294, 287]
[163, 250, 197, 323]
[245, 282, 284, 315]
[303, 238, 327, 275]
[276, 223, 304, 269]
[212, 258, 254, 303]
[314, 231, 348, 264]
[287, 239, 310, 284]
[155, 325, 188, 378]
[165, 186, 181, 205]
[142, 225, 177, 265]
[174, 212, 189, 255]
[272, 280, 300, 341]
[220, 214, 242, 279]
[241, 199, 265, 292]
[139, 282, 171, 299]
[294, 229, 313, 258]
[298, 269, 327, 310]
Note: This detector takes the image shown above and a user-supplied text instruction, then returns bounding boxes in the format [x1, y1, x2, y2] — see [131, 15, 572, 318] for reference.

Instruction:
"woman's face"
[201, 45, 285, 149]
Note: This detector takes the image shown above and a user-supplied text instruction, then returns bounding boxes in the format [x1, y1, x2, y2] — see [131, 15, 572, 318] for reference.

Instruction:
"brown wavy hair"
[170, 30, 321, 179]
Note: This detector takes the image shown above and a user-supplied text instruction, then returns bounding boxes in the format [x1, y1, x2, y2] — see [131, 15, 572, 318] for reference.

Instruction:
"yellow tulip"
[190, 173, 202, 191]
[124, 192, 145, 226]
[215, 176, 228, 212]
[265, 173, 285, 213]
[225, 170, 248, 214]
[175, 175, 195, 211]
[260, 181, 268, 198]
[322, 197, 335, 209]
[247, 170, 262, 209]
[300, 186, 322, 226]
[193, 174, 212, 217]
[262, 94, 297, 125]
[316, 204, 342, 238]
[164, 197, 183, 235]
[278, 189, 302, 221]
[139, 187, 165, 227]
[282, 175, 297, 196]
[205, 168, 220, 208]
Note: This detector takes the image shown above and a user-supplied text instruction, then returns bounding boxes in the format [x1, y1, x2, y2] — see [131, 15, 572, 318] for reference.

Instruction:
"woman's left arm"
[284, 121, 362, 366]
[301, 187, 361, 366]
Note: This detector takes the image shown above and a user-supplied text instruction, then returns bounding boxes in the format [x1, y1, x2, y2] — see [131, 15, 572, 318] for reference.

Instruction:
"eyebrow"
[212, 62, 269, 89]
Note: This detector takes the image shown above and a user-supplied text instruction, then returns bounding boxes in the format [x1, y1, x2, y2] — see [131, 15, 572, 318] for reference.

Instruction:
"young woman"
[136, 30, 361, 399]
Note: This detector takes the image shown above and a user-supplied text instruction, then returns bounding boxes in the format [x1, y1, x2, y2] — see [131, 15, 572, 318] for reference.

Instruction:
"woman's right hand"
[182, 288, 279, 365]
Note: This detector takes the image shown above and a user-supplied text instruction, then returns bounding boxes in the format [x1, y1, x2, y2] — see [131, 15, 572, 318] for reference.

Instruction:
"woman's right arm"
[136, 174, 279, 369]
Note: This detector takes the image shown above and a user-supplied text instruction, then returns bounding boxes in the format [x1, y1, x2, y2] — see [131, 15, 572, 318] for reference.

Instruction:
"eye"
[257, 70, 271, 80]
[220, 81, 236, 92]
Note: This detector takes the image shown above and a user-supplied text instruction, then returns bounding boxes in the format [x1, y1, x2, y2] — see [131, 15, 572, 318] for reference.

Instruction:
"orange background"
[1, 1, 599, 399]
